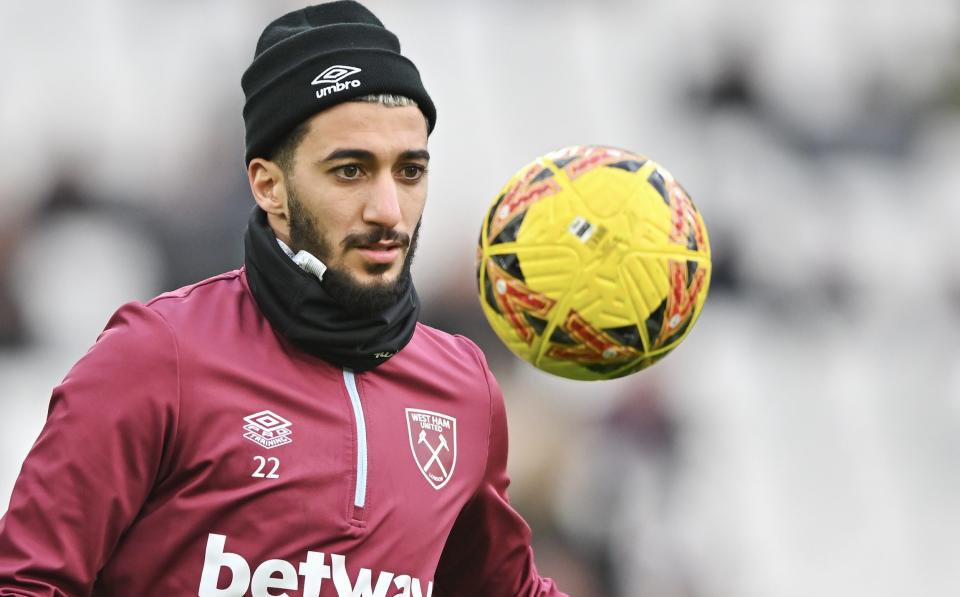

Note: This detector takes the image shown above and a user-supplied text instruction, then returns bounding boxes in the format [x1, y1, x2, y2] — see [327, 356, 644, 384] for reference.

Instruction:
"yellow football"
[476, 145, 711, 380]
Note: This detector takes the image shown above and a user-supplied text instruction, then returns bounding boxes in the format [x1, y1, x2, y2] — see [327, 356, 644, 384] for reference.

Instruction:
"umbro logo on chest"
[242, 409, 293, 449]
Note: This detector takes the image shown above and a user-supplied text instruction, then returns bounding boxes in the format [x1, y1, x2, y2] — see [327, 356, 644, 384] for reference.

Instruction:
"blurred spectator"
[0, 179, 163, 512]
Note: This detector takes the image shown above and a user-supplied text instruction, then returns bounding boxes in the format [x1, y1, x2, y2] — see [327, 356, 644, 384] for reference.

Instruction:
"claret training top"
[0, 268, 565, 597]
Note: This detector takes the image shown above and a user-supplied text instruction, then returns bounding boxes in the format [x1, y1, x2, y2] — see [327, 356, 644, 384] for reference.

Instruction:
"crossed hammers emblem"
[417, 429, 450, 477]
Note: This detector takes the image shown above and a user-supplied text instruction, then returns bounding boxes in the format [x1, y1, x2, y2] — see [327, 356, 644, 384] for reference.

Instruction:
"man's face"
[280, 101, 429, 312]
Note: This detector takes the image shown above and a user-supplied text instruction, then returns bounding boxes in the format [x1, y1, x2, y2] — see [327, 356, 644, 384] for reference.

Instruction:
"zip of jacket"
[342, 369, 368, 522]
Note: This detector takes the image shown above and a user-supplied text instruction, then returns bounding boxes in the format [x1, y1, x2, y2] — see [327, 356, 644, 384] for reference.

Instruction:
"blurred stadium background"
[2, 1, 959, 595]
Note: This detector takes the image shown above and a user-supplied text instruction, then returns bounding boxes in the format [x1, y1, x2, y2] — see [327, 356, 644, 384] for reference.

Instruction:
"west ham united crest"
[406, 408, 457, 490]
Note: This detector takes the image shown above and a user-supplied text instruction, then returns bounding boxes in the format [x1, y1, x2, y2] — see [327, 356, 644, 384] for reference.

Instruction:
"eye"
[398, 165, 426, 181]
[335, 164, 363, 180]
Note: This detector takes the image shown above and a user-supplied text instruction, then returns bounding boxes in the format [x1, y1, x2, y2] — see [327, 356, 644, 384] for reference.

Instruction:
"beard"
[287, 185, 420, 317]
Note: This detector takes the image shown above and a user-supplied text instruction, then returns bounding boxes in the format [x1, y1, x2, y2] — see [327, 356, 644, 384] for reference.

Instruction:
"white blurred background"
[1, 1, 959, 596]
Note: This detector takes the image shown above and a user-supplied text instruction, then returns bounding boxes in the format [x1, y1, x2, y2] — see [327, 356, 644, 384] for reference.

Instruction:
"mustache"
[342, 227, 410, 250]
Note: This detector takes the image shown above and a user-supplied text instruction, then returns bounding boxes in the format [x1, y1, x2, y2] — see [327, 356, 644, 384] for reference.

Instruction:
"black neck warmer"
[243, 207, 419, 371]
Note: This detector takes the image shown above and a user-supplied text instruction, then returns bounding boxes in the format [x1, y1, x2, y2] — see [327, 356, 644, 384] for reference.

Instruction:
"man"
[0, 2, 567, 596]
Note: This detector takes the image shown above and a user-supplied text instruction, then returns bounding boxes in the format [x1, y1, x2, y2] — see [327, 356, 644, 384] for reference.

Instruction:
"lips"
[355, 243, 403, 264]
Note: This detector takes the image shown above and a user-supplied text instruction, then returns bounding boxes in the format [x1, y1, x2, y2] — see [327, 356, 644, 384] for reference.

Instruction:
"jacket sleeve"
[434, 342, 567, 597]
[0, 302, 180, 596]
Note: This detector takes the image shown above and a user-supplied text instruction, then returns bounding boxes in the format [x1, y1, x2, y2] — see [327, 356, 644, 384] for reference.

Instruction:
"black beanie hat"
[241, 1, 436, 165]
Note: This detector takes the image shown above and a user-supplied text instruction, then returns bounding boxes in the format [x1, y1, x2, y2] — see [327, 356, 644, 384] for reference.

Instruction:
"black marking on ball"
[647, 170, 670, 205]
[602, 324, 645, 351]
[607, 159, 646, 173]
[483, 270, 502, 315]
[491, 210, 527, 245]
[549, 326, 577, 346]
[524, 314, 548, 337]
[531, 167, 555, 183]
[686, 260, 698, 285]
[645, 299, 667, 344]
[490, 252, 526, 283]
[585, 362, 629, 374]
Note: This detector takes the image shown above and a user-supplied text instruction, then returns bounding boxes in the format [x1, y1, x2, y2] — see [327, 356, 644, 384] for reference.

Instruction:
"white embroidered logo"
[405, 409, 457, 490]
[311, 64, 362, 85]
[243, 410, 293, 449]
[311, 65, 363, 99]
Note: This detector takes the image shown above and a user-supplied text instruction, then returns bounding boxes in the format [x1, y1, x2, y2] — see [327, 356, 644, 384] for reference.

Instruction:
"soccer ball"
[476, 145, 711, 381]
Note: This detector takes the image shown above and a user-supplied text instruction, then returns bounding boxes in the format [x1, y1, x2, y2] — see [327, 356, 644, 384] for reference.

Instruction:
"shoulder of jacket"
[412, 322, 493, 375]
[140, 269, 246, 321]
[414, 321, 483, 355]
[146, 269, 244, 307]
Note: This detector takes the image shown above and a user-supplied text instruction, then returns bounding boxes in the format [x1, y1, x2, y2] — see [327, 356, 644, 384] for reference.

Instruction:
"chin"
[321, 254, 413, 315]
[354, 255, 405, 279]
[337, 259, 394, 282]
[357, 269, 402, 287]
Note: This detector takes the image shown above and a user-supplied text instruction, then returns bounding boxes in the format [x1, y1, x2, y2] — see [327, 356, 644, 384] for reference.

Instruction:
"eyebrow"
[398, 149, 431, 162]
[321, 148, 431, 163]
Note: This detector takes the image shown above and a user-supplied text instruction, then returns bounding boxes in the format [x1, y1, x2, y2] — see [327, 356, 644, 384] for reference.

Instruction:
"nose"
[362, 172, 402, 229]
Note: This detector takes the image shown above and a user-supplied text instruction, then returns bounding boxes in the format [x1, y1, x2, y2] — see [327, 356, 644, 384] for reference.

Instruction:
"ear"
[247, 158, 288, 217]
